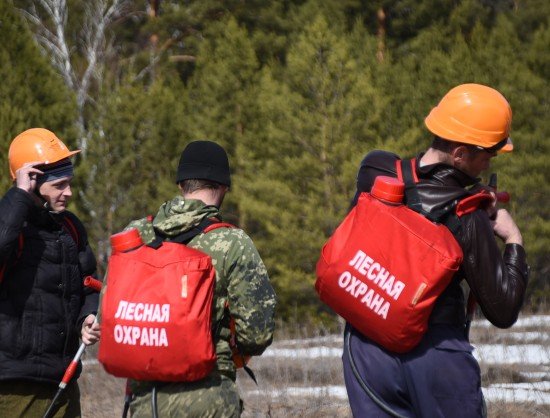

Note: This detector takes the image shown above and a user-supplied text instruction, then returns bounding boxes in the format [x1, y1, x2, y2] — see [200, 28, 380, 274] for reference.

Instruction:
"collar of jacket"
[415, 152, 480, 188]
[152, 196, 221, 238]
[28, 202, 66, 231]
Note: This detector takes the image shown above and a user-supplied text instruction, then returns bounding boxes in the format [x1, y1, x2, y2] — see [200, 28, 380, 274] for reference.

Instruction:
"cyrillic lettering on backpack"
[112, 300, 171, 347]
[113, 325, 169, 347]
[114, 300, 170, 322]
[337, 250, 407, 320]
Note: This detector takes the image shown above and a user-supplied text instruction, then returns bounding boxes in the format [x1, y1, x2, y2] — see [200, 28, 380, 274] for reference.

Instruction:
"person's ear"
[451, 145, 469, 164]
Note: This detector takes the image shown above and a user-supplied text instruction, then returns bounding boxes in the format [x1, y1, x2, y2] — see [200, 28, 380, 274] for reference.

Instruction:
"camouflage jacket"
[121, 197, 276, 388]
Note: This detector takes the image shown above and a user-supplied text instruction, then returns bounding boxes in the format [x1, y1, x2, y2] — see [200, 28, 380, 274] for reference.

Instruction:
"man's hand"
[81, 314, 101, 346]
[15, 162, 44, 193]
[491, 208, 523, 246]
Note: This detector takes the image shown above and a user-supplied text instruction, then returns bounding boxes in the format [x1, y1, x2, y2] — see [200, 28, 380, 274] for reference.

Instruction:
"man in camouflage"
[125, 141, 276, 417]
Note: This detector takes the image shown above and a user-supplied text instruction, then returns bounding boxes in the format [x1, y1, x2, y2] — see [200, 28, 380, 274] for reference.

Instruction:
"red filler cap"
[110, 228, 143, 254]
[496, 191, 510, 203]
[371, 176, 405, 204]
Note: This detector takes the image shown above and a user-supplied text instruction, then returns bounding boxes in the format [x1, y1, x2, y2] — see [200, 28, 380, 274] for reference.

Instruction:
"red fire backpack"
[98, 219, 232, 382]
[315, 159, 492, 353]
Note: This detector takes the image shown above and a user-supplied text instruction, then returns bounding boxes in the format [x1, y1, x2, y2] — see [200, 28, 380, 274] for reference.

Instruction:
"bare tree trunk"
[376, 7, 386, 63]
[19, 0, 129, 152]
[147, 0, 160, 82]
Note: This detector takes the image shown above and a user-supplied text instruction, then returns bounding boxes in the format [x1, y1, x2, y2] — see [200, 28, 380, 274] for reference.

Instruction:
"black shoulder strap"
[150, 217, 219, 248]
[169, 217, 218, 244]
[397, 158, 424, 215]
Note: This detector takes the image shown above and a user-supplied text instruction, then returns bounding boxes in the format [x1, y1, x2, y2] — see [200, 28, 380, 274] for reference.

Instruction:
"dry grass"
[78, 316, 549, 417]
[79, 346, 125, 417]
[471, 317, 550, 418]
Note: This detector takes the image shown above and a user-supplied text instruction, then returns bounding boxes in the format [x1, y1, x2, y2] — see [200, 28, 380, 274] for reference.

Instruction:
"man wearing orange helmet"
[0, 128, 101, 417]
[342, 84, 528, 417]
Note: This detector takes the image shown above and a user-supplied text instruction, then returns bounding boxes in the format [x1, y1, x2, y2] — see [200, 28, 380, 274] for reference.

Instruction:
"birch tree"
[18, 0, 129, 151]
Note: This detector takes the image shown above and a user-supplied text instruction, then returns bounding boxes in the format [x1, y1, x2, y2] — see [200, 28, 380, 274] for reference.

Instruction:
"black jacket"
[0, 187, 98, 384]
[354, 150, 528, 328]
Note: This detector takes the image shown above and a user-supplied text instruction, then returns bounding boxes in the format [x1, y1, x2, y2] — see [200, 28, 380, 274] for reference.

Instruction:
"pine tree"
[241, 15, 383, 321]
[470, 15, 550, 308]
[184, 17, 261, 226]
[375, 5, 550, 308]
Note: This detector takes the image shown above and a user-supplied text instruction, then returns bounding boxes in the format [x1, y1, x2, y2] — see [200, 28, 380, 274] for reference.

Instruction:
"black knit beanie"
[175, 140, 231, 186]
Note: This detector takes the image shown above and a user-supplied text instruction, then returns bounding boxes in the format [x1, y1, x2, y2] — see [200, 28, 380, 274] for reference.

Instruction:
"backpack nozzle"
[110, 229, 143, 254]
[371, 176, 405, 204]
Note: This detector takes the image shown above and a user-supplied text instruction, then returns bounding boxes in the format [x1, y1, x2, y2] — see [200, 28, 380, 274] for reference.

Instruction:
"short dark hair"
[179, 179, 224, 194]
[431, 136, 457, 153]
[430, 136, 481, 155]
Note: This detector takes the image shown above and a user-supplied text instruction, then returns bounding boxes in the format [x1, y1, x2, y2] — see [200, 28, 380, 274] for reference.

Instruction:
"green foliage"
[3, 0, 549, 321]
[184, 16, 260, 225]
[73, 77, 188, 270]
[238, 15, 385, 321]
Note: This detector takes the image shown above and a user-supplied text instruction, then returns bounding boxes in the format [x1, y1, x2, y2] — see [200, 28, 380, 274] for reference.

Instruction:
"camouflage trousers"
[0, 379, 81, 418]
[130, 373, 242, 418]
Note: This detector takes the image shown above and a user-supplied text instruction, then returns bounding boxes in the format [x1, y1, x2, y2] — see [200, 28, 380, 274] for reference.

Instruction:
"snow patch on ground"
[249, 383, 550, 405]
[256, 316, 550, 405]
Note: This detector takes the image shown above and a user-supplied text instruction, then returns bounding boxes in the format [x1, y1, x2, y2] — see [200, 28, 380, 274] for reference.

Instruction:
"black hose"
[345, 327, 409, 418]
[122, 396, 131, 418]
[151, 385, 159, 418]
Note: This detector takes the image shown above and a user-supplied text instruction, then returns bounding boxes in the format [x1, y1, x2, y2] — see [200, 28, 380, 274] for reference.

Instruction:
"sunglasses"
[474, 137, 509, 153]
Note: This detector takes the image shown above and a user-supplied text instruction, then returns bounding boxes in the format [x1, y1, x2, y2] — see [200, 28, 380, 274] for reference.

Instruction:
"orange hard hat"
[8, 128, 80, 179]
[425, 84, 513, 152]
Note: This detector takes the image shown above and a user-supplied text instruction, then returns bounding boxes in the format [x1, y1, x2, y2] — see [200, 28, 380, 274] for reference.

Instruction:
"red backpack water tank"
[315, 176, 464, 353]
[98, 228, 217, 381]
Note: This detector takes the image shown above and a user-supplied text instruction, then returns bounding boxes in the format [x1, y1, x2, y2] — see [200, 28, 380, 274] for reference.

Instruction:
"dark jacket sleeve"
[458, 210, 529, 328]
[0, 187, 35, 265]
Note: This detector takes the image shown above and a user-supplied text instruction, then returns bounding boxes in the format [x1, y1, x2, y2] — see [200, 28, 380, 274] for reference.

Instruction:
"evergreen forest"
[1, 0, 548, 324]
